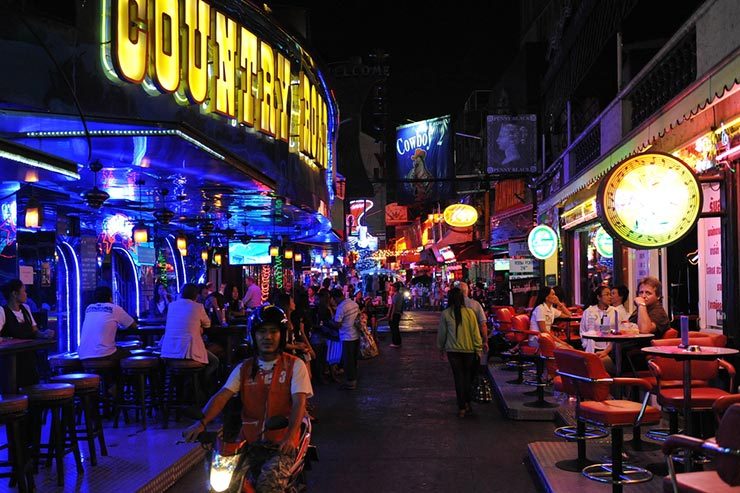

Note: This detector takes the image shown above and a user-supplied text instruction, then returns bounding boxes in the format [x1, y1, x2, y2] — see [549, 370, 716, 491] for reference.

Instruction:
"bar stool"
[19, 383, 82, 487]
[50, 373, 107, 466]
[162, 359, 206, 428]
[0, 395, 33, 493]
[554, 348, 661, 493]
[115, 356, 162, 430]
[49, 352, 82, 375]
[115, 340, 142, 351]
[80, 358, 120, 417]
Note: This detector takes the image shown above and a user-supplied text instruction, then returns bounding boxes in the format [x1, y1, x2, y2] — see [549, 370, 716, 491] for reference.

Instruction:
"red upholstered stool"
[162, 359, 206, 428]
[662, 403, 740, 493]
[115, 356, 163, 430]
[50, 373, 107, 466]
[0, 395, 33, 492]
[19, 383, 83, 486]
[555, 348, 661, 492]
[48, 352, 83, 375]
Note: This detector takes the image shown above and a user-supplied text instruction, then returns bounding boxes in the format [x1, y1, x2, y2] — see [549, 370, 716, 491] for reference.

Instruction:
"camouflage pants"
[249, 448, 296, 493]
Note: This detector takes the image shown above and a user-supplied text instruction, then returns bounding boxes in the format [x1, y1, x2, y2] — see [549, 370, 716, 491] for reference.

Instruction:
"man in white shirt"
[78, 286, 137, 361]
[183, 305, 312, 492]
[242, 276, 263, 311]
[161, 283, 219, 399]
[327, 288, 360, 390]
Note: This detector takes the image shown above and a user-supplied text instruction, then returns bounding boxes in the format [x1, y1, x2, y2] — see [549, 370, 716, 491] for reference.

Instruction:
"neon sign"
[443, 204, 478, 228]
[528, 225, 558, 260]
[102, 0, 330, 168]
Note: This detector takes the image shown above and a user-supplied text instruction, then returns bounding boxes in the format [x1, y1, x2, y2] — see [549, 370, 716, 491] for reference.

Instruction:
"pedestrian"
[458, 282, 489, 358]
[437, 287, 482, 418]
[387, 282, 405, 348]
[326, 288, 360, 390]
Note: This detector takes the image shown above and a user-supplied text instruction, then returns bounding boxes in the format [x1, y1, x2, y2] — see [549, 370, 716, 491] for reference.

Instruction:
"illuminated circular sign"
[528, 225, 558, 260]
[596, 152, 702, 249]
[594, 227, 613, 258]
[443, 204, 478, 228]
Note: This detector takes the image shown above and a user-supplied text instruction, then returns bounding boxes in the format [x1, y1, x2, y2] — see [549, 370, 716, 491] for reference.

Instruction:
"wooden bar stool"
[49, 352, 83, 375]
[115, 356, 162, 430]
[80, 358, 120, 417]
[162, 359, 206, 428]
[0, 395, 33, 493]
[50, 373, 107, 466]
[19, 383, 83, 487]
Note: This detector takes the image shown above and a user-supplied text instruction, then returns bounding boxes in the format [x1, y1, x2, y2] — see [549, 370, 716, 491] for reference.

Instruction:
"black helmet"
[248, 305, 289, 352]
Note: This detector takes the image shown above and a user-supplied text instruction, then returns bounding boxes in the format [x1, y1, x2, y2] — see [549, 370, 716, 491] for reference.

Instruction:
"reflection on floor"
[0, 418, 203, 493]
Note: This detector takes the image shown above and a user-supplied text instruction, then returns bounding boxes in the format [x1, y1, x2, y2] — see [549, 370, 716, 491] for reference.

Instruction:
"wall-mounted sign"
[594, 227, 613, 258]
[596, 153, 702, 249]
[527, 225, 558, 260]
[443, 204, 478, 228]
[510, 258, 535, 274]
[103, 0, 329, 168]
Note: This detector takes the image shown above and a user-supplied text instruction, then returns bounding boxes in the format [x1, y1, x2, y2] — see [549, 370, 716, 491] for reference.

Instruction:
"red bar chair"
[661, 329, 727, 347]
[503, 314, 539, 384]
[523, 332, 559, 408]
[554, 348, 661, 492]
[662, 403, 740, 493]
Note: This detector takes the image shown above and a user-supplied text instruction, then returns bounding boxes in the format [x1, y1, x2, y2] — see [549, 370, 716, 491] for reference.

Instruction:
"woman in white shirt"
[580, 286, 617, 374]
[528, 286, 571, 348]
[611, 285, 630, 324]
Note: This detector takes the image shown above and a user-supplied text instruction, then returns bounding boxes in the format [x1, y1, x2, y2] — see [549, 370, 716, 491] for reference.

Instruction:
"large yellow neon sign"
[103, 0, 329, 168]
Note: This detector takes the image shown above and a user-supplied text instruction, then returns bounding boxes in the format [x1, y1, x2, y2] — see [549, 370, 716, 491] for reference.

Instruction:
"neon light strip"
[62, 242, 81, 347]
[113, 246, 140, 318]
[0, 149, 80, 179]
[716, 144, 740, 161]
[165, 236, 181, 290]
[25, 129, 225, 160]
[55, 245, 71, 352]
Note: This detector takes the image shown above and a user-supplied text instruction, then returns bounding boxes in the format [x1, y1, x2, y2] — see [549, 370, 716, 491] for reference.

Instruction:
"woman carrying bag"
[437, 287, 482, 418]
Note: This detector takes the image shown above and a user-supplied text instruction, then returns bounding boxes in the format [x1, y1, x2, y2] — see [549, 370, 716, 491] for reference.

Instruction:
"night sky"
[279, 1, 521, 125]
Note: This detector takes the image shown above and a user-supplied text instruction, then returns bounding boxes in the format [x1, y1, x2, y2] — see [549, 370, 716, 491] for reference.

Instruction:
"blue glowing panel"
[228, 241, 271, 265]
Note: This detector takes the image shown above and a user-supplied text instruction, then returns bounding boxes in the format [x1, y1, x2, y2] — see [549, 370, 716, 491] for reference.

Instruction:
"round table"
[581, 332, 654, 376]
[641, 345, 739, 470]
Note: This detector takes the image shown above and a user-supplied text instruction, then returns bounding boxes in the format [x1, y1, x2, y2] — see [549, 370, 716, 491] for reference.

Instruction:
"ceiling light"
[294, 252, 302, 262]
[132, 220, 149, 244]
[83, 187, 110, 209]
[25, 197, 40, 229]
[284, 247, 293, 260]
[176, 231, 187, 253]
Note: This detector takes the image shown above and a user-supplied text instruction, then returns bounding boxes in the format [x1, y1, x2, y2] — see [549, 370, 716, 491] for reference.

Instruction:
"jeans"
[341, 339, 360, 383]
[446, 352, 477, 410]
[389, 313, 402, 346]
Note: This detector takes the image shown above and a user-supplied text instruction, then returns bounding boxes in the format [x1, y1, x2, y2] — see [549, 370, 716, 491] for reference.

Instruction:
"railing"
[572, 125, 601, 174]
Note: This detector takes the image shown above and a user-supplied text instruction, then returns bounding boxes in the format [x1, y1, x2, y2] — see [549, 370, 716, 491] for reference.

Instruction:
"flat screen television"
[228, 241, 271, 265]
[494, 258, 510, 271]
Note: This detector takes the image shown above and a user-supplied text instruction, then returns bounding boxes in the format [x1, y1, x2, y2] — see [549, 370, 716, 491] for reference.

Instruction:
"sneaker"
[389, 344, 401, 348]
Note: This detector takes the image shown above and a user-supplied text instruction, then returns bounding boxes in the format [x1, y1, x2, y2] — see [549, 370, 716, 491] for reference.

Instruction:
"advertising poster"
[395, 115, 452, 204]
[698, 184, 722, 329]
[486, 114, 538, 174]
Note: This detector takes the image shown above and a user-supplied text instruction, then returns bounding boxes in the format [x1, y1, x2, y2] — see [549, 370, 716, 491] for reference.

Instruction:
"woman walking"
[437, 287, 482, 418]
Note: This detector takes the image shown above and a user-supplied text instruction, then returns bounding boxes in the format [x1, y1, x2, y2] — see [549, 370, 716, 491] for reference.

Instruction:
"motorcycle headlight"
[209, 451, 240, 492]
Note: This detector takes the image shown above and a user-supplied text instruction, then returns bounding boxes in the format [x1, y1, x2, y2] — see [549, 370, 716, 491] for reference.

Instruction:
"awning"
[538, 46, 740, 216]
[450, 241, 494, 262]
[490, 204, 533, 246]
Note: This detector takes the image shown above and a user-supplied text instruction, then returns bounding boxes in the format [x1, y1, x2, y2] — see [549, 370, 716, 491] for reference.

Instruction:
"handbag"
[358, 325, 379, 359]
[472, 373, 493, 403]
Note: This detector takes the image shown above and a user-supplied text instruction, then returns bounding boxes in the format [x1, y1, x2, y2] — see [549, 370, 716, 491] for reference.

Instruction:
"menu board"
[80, 236, 98, 291]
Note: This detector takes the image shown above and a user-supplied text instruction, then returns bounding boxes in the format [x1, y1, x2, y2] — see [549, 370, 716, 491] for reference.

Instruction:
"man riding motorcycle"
[183, 305, 314, 492]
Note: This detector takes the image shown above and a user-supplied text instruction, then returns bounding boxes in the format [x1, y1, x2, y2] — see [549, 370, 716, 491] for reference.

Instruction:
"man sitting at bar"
[78, 286, 137, 362]
[0, 279, 55, 387]
[161, 283, 220, 396]
[241, 276, 263, 313]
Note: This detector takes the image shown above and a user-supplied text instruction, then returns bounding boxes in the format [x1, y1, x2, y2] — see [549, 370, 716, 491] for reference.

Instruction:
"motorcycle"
[183, 402, 317, 492]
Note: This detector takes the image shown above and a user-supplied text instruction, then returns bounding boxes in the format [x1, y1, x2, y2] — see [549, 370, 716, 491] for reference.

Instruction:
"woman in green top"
[437, 287, 483, 417]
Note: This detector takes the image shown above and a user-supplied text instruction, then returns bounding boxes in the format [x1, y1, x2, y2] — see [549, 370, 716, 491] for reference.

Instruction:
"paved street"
[171, 311, 553, 492]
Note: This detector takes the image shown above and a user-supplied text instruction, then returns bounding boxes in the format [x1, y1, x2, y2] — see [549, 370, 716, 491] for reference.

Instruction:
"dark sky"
[279, 2, 521, 125]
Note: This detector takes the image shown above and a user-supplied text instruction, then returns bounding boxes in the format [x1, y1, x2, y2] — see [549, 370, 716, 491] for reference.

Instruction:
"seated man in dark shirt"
[625, 276, 670, 372]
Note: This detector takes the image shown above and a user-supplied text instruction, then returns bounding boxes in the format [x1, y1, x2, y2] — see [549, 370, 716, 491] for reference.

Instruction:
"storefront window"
[580, 224, 613, 304]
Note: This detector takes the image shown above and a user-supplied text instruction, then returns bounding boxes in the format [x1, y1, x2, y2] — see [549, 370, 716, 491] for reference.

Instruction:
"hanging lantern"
[284, 247, 293, 260]
[294, 252, 302, 262]
[176, 232, 187, 254]
[213, 252, 222, 266]
[25, 197, 40, 229]
[269, 242, 280, 257]
[132, 220, 149, 244]
[201, 249, 208, 262]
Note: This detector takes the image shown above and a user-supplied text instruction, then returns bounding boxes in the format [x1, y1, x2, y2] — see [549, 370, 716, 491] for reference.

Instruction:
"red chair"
[555, 348, 661, 491]
[662, 403, 740, 493]
[522, 333, 559, 408]
[501, 314, 539, 384]
[646, 339, 735, 440]
[662, 329, 727, 347]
